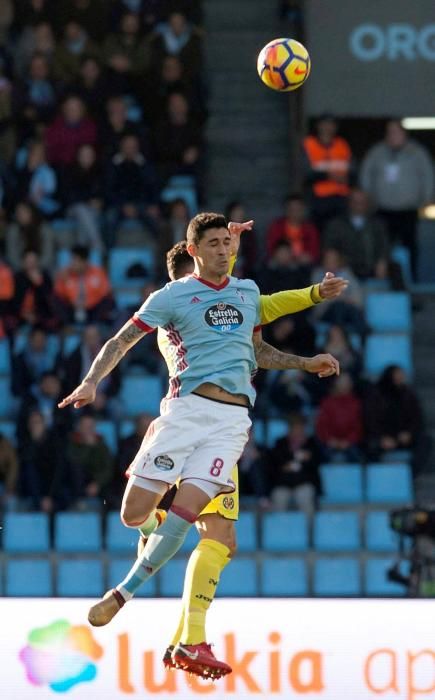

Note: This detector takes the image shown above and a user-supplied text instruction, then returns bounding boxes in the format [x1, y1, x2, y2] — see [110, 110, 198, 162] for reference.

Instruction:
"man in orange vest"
[303, 114, 354, 232]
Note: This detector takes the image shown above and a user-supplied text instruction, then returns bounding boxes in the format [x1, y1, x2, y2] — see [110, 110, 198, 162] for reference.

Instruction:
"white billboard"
[1, 598, 435, 699]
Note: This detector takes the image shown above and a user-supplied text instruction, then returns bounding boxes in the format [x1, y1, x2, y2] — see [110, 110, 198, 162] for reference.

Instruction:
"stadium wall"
[3, 598, 434, 699]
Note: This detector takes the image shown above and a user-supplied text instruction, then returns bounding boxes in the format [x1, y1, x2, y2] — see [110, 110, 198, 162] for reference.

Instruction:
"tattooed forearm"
[84, 321, 146, 386]
[253, 334, 307, 370]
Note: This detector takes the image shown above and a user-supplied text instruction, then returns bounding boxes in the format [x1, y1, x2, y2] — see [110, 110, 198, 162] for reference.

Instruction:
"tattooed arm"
[58, 320, 147, 409]
[253, 329, 340, 377]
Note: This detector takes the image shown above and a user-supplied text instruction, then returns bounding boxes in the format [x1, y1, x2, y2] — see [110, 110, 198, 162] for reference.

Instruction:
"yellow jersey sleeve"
[260, 285, 323, 325]
[229, 254, 237, 275]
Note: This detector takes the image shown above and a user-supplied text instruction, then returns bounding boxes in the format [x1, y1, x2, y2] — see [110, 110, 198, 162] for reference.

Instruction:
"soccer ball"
[257, 38, 311, 92]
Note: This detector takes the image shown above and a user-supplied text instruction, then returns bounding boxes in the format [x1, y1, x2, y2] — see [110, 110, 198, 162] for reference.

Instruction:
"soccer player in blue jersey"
[59, 212, 339, 677]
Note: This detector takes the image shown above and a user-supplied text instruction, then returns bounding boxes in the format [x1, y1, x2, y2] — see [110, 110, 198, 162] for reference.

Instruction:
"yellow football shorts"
[199, 465, 239, 521]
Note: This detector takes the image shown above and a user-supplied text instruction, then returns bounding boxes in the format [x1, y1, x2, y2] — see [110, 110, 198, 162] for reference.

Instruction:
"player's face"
[190, 227, 231, 277]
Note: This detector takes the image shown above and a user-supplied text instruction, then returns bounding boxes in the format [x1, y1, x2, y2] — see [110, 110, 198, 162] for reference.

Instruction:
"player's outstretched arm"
[228, 219, 254, 258]
[58, 320, 147, 409]
[253, 329, 339, 378]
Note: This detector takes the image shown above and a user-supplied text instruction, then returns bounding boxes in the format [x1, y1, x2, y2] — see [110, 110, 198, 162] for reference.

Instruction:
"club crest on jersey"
[154, 454, 174, 470]
[204, 303, 243, 332]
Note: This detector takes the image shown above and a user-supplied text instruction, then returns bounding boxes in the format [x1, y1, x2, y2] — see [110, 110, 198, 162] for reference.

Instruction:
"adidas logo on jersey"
[190, 296, 201, 303]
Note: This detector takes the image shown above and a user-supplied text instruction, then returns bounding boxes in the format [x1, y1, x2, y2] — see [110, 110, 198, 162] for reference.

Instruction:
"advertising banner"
[1, 598, 435, 699]
[305, 0, 435, 116]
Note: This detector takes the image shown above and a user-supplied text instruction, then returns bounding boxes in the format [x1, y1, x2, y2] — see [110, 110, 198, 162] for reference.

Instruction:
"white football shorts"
[129, 393, 251, 494]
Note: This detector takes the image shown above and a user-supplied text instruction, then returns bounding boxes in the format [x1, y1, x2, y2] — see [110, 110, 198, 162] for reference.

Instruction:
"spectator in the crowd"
[0, 431, 19, 511]
[18, 409, 65, 512]
[268, 414, 322, 517]
[14, 249, 57, 330]
[302, 114, 353, 231]
[54, 21, 99, 83]
[66, 413, 114, 507]
[59, 143, 104, 251]
[323, 188, 403, 286]
[45, 95, 97, 166]
[266, 193, 320, 263]
[258, 239, 312, 294]
[103, 11, 150, 90]
[151, 91, 202, 186]
[316, 372, 363, 462]
[12, 0, 52, 33]
[263, 314, 316, 357]
[100, 95, 148, 159]
[13, 21, 57, 79]
[19, 371, 71, 439]
[311, 248, 367, 336]
[54, 244, 114, 324]
[6, 202, 54, 270]
[105, 133, 159, 237]
[13, 52, 59, 131]
[268, 367, 312, 415]
[0, 56, 14, 164]
[0, 255, 15, 335]
[158, 197, 190, 269]
[71, 55, 110, 120]
[12, 325, 57, 397]
[238, 432, 270, 507]
[364, 365, 423, 461]
[142, 54, 206, 126]
[60, 324, 121, 417]
[14, 140, 60, 218]
[109, 412, 154, 503]
[53, 0, 109, 43]
[360, 120, 434, 280]
[150, 10, 202, 79]
[225, 200, 257, 277]
[320, 324, 362, 380]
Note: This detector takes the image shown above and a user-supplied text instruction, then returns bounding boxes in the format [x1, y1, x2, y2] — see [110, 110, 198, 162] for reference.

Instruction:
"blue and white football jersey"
[133, 274, 261, 406]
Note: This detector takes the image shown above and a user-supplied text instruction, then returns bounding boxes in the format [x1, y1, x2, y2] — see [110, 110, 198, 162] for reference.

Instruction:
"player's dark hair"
[166, 240, 193, 281]
[186, 212, 228, 246]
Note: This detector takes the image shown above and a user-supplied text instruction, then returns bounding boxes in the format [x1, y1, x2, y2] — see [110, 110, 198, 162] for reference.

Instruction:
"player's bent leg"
[196, 513, 237, 556]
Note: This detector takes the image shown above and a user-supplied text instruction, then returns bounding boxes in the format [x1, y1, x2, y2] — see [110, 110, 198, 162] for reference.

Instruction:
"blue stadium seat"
[51, 218, 75, 234]
[57, 559, 104, 597]
[56, 248, 102, 267]
[159, 558, 189, 597]
[252, 419, 266, 445]
[265, 419, 288, 447]
[108, 558, 156, 597]
[365, 557, 408, 596]
[260, 557, 308, 596]
[219, 557, 258, 596]
[179, 525, 200, 553]
[95, 420, 117, 453]
[391, 246, 412, 287]
[4, 513, 50, 553]
[313, 512, 361, 551]
[313, 557, 361, 596]
[320, 464, 364, 504]
[6, 559, 52, 596]
[63, 333, 81, 356]
[381, 449, 412, 464]
[54, 513, 102, 552]
[114, 288, 142, 310]
[109, 248, 154, 287]
[0, 339, 10, 373]
[364, 334, 412, 377]
[365, 511, 401, 552]
[365, 292, 411, 333]
[237, 512, 257, 552]
[120, 375, 162, 415]
[106, 512, 137, 553]
[120, 419, 135, 438]
[160, 175, 198, 216]
[366, 464, 413, 504]
[0, 377, 13, 418]
[262, 512, 309, 552]
[0, 420, 16, 444]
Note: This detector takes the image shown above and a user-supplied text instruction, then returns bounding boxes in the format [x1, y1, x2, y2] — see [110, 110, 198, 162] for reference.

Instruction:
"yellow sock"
[169, 607, 185, 648]
[180, 538, 231, 646]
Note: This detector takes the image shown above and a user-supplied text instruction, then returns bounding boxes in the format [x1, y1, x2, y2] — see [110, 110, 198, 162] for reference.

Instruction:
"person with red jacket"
[266, 193, 319, 261]
[303, 114, 354, 231]
[54, 245, 114, 324]
[45, 95, 97, 166]
[316, 372, 363, 462]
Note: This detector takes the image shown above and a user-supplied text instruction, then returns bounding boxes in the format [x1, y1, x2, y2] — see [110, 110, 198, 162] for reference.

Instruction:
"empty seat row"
[0, 555, 406, 598]
[2, 509, 408, 555]
[321, 463, 413, 504]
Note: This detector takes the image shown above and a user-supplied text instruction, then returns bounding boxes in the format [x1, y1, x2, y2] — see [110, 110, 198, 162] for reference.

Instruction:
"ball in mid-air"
[257, 38, 311, 91]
